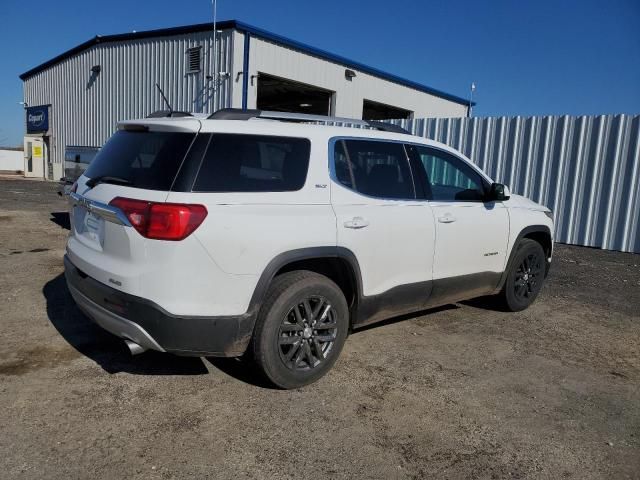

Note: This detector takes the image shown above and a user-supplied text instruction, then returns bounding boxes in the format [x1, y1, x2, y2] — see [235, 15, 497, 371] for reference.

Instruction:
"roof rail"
[208, 109, 262, 120]
[208, 108, 411, 134]
[146, 110, 193, 118]
[365, 120, 412, 135]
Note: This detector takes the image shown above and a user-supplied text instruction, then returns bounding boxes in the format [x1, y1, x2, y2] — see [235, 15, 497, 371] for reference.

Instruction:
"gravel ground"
[0, 177, 638, 479]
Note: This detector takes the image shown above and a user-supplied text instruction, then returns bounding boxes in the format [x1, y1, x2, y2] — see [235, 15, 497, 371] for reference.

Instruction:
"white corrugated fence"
[390, 115, 640, 254]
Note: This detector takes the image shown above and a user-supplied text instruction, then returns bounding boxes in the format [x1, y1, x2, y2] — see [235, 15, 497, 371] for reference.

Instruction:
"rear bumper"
[63, 255, 256, 357]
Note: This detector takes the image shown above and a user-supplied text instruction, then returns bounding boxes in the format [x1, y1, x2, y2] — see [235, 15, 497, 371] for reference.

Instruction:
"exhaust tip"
[125, 339, 147, 355]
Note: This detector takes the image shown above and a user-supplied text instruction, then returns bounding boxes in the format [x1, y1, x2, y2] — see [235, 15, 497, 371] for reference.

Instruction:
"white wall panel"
[0, 150, 24, 172]
[245, 36, 468, 119]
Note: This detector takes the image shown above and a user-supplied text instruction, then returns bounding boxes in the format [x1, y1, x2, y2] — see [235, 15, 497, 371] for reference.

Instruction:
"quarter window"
[333, 140, 415, 199]
[84, 131, 196, 191]
[193, 134, 311, 192]
[414, 146, 486, 202]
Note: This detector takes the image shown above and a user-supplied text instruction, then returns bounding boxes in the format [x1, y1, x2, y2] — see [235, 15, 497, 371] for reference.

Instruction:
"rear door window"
[84, 130, 195, 191]
[193, 134, 311, 192]
[333, 139, 415, 199]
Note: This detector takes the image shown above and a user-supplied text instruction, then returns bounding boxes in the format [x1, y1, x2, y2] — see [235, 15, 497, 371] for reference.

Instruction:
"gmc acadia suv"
[64, 109, 554, 389]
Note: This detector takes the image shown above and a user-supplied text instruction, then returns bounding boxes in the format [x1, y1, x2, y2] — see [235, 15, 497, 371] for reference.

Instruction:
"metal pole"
[469, 82, 476, 117]
[212, 0, 218, 111]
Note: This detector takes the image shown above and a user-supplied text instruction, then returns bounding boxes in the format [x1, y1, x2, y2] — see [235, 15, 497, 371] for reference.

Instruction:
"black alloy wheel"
[513, 251, 544, 301]
[500, 238, 547, 312]
[278, 296, 338, 371]
[252, 270, 349, 389]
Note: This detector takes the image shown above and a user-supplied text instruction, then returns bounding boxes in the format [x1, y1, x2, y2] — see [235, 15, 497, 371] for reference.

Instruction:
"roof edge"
[19, 21, 238, 80]
[19, 19, 474, 106]
[233, 21, 472, 106]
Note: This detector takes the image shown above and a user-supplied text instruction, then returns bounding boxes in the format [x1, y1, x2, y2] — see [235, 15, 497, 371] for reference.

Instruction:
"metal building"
[19, 20, 471, 180]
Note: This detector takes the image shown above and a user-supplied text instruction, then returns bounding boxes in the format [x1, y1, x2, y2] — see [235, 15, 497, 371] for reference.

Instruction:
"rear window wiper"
[86, 175, 132, 188]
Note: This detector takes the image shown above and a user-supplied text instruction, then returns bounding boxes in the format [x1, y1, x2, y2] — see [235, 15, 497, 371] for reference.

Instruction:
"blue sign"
[26, 105, 49, 133]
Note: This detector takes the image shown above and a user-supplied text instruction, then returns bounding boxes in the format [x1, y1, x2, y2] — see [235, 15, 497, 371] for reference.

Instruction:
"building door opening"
[362, 99, 413, 120]
[257, 73, 333, 116]
[23, 137, 46, 179]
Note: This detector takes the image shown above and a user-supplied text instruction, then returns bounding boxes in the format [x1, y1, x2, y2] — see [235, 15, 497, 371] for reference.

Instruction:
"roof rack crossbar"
[207, 108, 410, 134]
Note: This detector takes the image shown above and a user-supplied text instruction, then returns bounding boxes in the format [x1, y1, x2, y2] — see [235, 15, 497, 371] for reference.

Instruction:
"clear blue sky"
[1, 0, 638, 146]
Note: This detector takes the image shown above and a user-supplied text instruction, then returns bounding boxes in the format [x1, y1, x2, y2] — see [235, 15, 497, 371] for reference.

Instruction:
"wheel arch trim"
[247, 246, 363, 315]
[496, 224, 552, 292]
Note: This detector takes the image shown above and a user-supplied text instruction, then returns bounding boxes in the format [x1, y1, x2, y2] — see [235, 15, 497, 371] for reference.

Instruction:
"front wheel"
[251, 271, 349, 389]
[499, 239, 547, 312]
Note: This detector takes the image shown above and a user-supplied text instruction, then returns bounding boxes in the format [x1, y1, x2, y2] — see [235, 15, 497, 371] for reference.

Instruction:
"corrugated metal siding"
[389, 115, 640, 253]
[23, 30, 234, 171]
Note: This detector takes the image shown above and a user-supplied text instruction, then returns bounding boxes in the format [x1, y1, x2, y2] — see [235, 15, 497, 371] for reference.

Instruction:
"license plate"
[82, 209, 104, 246]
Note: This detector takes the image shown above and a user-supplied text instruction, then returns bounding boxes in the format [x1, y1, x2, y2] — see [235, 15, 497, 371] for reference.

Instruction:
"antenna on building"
[155, 83, 173, 115]
[469, 82, 476, 117]
[211, 0, 218, 111]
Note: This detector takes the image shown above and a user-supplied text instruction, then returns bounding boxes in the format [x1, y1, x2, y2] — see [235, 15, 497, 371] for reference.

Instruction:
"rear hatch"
[67, 119, 204, 296]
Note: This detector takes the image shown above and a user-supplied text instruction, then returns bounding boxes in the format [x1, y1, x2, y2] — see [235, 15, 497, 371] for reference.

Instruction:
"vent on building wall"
[186, 47, 202, 73]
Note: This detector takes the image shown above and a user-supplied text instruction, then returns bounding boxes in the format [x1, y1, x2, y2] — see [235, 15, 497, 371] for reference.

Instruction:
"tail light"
[109, 197, 207, 241]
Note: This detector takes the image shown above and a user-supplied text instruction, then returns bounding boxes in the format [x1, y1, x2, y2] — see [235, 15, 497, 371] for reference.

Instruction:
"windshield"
[84, 130, 195, 191]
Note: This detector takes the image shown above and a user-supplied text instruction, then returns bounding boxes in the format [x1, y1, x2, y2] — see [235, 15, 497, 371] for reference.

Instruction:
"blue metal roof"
[19, 20, 473, 106]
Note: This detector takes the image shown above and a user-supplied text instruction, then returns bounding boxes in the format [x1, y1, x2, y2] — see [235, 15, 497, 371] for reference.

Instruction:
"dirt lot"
[0, 177, 638, 479]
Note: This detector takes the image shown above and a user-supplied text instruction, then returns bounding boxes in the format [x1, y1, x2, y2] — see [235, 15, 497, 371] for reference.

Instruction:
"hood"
[505, 194, 550, 212]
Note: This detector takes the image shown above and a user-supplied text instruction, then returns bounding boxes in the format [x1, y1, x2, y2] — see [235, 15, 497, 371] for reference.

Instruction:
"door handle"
[438, 214, 456, 224]
[344, 217, 369, 229]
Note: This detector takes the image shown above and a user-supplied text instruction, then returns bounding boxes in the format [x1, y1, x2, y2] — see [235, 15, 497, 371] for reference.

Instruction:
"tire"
[251, 270, 349, 389]
[499, 239, 546, 312]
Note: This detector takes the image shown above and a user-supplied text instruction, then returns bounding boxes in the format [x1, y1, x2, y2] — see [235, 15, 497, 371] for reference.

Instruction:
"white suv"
[65, 109, 553, 388]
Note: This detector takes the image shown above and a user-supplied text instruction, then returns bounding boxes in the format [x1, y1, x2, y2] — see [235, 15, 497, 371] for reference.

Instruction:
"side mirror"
[487, 183, 511, 202]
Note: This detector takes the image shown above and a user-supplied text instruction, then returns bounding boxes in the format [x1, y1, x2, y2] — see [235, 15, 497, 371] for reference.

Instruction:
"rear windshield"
[193, 134, 311, 192]
[84, 130, 195, 191]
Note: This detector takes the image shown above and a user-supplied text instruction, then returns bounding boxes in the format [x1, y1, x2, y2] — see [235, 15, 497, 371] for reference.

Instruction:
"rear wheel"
[251, 271, 349, 389]
[500, 239, 546, 312]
